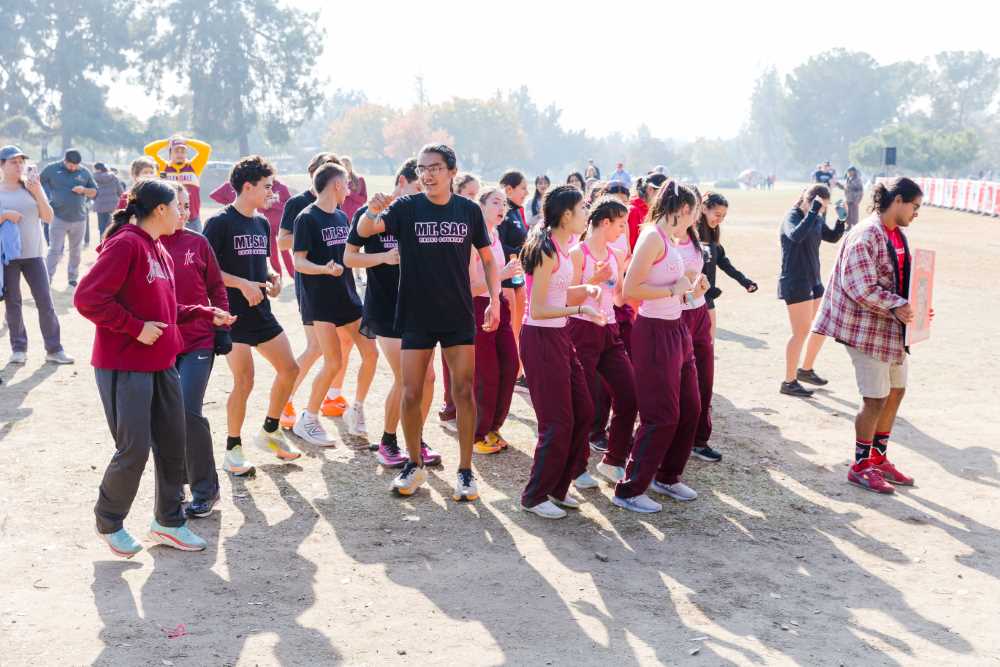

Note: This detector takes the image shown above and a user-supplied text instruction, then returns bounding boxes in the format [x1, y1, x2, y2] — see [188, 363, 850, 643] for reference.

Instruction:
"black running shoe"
[589, 433, 609, 454]
[185, 491, 221, 518]
[692, 445, 723, 462]
[796, 368, 828, 386]
[780, 380, 814, 398]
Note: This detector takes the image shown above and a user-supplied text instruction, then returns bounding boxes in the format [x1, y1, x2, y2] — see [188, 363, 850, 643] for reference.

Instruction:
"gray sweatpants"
[46, 216, 86, 283]
[3, 257, 63, 353]
[94, 367, 187, 534]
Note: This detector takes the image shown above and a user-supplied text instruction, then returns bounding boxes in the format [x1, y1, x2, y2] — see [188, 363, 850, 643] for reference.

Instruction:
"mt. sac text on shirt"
[233, 234, 268, 256]
[415, 221, 468, 244]
[321, 226, 350, 245]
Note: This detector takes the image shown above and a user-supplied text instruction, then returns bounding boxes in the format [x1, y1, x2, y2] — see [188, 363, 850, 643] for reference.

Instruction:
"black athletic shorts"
[230, 307, 284, 346]
[401, 329, 475, 350]
[361, 317, 401, 340]
[301, 300, 363, 328]
[780, 282, 825, 306]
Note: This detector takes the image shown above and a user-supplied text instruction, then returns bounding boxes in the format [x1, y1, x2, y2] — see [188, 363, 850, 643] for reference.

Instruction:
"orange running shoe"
[321, 395, 349, 417]
[279, 401, 296, 430]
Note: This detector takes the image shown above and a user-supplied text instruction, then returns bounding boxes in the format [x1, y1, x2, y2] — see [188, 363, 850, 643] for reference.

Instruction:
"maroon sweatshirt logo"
[146, 252, 169, 283]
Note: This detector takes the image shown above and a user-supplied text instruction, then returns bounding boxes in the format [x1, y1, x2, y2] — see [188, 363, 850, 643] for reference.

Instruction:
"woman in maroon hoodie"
[75, 179, 234, 558]
[161, 184, 231, 518]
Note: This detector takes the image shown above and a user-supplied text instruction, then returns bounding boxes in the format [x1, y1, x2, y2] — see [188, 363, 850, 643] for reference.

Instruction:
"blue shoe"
[185, 491, 221, 519]
[98, 527, 143, 558]
[148, 520, 207, 551]
[611, 493, 663, 514]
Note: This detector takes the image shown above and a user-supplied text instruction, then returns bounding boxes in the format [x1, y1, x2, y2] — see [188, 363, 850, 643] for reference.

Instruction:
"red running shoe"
[874, 459, 915, 486]
[847, 464, 895, 494]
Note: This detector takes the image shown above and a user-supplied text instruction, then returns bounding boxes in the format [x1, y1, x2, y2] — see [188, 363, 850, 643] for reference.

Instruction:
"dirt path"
[1, 189, 997, 666]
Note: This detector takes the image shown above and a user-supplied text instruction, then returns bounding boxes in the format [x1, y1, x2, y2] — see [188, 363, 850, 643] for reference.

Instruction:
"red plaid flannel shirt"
[812, 215, 908, 364]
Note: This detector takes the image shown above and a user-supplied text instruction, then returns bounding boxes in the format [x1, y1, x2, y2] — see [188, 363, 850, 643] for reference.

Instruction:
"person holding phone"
[0, 146, 73, 365]
[778, 184, 846, 397]
[812, 177, 928, 494]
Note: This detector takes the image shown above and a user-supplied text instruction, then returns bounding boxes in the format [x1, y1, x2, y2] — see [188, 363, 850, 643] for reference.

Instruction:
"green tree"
[326, 104, 396, 172]
[144, 0, 323, 155]
[0, 1, 141, 151]
[783, 49, 909, 168]
[431, 96, 527, 176]
[743, 66, 789, 175]
[928, 51, 1000, 130]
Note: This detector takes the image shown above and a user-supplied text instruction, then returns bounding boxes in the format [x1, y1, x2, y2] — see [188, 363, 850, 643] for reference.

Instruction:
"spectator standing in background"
[530, 175, 550, 223]
[117, 157, 158, 210]
[608, 162, 632, 188]
[585, 159, 601, 180]
[144, 135, 212, 233]
[41, 149, 97, 288]
[93, 162, 125, 238]
[843, 166, 864, 229]
[340, 156, 368, 221]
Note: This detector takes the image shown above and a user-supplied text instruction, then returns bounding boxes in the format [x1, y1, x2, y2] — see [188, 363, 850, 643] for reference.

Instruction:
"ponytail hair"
[104, 179, 177, 241]
[697, 191, 729, 244]
[637, 173, 668, 202]
[871, 176, 922, 213]
[645, 179, 697, 242]
[588, 195, 629, 227]
[521, 185, 583, 275]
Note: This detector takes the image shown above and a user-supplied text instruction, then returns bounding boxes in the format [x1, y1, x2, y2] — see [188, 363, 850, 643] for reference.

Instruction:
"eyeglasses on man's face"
[416, 163, 448, 176]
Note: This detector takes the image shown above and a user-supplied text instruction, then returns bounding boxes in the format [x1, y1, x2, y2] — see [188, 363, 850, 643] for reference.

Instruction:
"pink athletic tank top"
[524, 238, 572, 328]
[637, 227, 684, 320]
[471, 231, 505, 288]
[673, 235, 705, 309]
[571, 242, 616, 323]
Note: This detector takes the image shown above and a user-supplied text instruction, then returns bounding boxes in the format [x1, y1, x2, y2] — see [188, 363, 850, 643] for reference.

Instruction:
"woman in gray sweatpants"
[74, 179, 233, 558]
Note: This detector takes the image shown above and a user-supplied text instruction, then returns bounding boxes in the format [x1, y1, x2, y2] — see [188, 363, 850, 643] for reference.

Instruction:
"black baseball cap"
[64, 149, 82, 164]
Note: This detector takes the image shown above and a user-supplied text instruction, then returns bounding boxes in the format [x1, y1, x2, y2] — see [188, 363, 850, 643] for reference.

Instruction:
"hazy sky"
[110, 1, 1000, 141]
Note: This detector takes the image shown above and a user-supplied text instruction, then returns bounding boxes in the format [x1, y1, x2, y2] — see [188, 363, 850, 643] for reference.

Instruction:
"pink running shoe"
[847, 464, 895, 494]
[873, 459, 915, 486]
[376, 439, 407, 468]
[420, 442, 442, 467]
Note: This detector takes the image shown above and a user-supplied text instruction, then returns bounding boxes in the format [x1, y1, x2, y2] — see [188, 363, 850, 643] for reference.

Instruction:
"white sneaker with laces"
[548, 494, 581, 509]
[453, 469, 479, 501]
[345, 403, 368, 438]
[649, 479, 698, 501]
[521, 499, 567, 519]
[45, 350, 75, 364]
[293, 412, 336, 447]
[223, 445, 255, 477]
[612, 493, 662, 513]
[9, 351, 27, 365]
[254, 427, 302, 460]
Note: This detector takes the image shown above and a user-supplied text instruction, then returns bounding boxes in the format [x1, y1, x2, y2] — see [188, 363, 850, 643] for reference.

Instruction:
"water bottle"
[510, 254, 524, 286]
[835, 199, 848, 222]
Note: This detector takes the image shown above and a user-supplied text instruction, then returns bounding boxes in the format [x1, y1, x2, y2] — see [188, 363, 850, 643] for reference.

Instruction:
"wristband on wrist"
[365, 208, 380, 221]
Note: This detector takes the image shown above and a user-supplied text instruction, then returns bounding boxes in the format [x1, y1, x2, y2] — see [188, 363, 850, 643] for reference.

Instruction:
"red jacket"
[74, 224, 214, 371]
[160, 229, 229, 354]
[627, 197, 648, 253]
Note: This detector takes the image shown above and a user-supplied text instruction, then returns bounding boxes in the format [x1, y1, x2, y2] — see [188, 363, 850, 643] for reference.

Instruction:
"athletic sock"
[263, 417, 279, 433]
[326, 387, 342, 400]
[226, 436, 242, 451]
[872, 432, 890, 463]
[381, 432, 397, 445]
[854, 438, 873, 465]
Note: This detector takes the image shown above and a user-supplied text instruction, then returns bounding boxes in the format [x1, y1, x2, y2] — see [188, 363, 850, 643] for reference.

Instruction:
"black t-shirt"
[380, 193, 490, 333]
[348, 204, 399, 327]
[814, 170, 833, 185]
[280, 189, 317, 233]
[203, 205, 271, 317]
[292, 203, 360, 318]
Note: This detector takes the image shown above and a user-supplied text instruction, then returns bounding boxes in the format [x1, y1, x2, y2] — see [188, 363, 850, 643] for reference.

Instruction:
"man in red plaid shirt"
[812, 177, 929, 495]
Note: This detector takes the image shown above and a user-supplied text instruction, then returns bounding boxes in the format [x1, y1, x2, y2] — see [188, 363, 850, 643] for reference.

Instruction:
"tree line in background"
[1, 1, 998, 179]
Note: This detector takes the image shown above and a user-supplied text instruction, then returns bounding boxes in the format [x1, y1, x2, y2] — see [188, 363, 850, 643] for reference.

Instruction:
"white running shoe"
[9, 350, 27, 365]
[649, 479, 698, 501]
[293, 412, 336, 447]
[45, 350, 75, 364]
[345, 403, 368, 438]
[573, 471, 599, 490]
[392, 461, 428, 496]
[521, 500, 567, 519]
[223, 445, 255, 477]
[596, 462, 625, 483]
[548, 494, 581, 509]
[254, 427, 302, 461]
[453, 469, 479, 501]
[612, 493, 662, 513]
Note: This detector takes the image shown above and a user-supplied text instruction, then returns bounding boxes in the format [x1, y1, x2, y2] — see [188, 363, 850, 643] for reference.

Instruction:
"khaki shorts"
[845, 345, 908, 398]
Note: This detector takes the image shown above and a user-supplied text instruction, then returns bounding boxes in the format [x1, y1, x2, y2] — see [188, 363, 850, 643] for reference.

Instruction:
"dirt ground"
[1, 186, 998, 666]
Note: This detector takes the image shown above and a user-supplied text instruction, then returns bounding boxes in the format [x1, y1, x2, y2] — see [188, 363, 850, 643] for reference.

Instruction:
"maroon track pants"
[682, 304, 714, 446]
[615, 316, 700, 499]
[519, 324, 594, 507]
[567, 318, 637, 469]
[474, 296, 518, 440]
